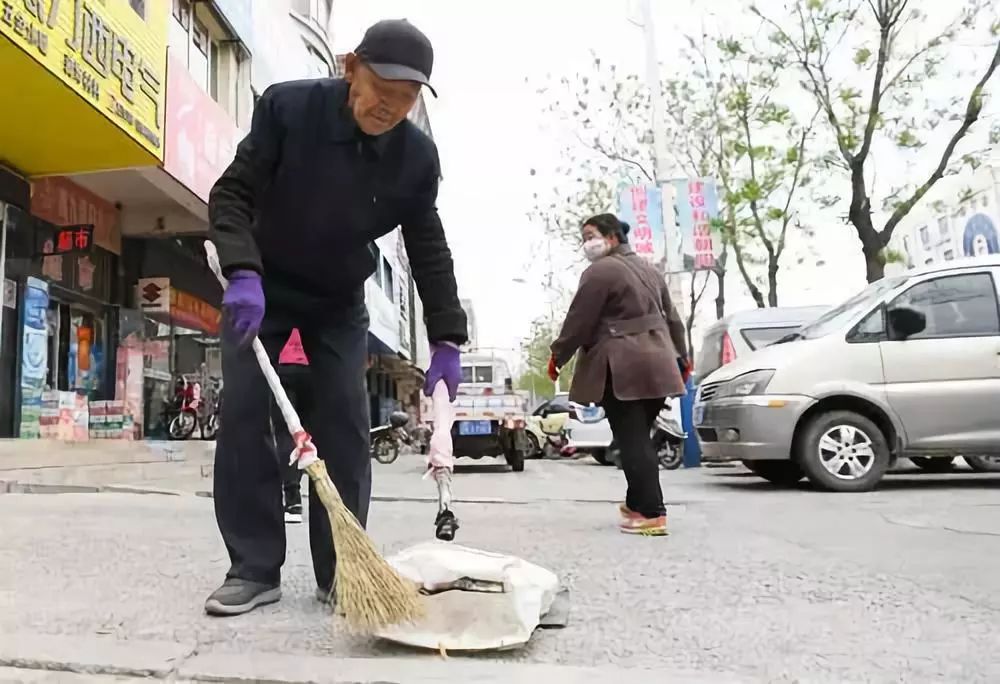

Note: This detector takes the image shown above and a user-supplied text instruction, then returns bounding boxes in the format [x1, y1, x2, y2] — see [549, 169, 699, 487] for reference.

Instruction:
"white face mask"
[583, 237, 610, 262]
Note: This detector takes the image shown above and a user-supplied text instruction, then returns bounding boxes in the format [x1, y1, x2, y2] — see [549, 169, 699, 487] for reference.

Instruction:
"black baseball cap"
[355, 19, 437, 97]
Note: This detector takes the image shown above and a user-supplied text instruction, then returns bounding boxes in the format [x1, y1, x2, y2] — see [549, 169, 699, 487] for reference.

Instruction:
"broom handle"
[203, 241, 308, 449]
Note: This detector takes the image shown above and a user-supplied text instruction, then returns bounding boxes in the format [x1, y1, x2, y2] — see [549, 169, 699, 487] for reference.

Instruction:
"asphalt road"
[1, 456, 999, 682]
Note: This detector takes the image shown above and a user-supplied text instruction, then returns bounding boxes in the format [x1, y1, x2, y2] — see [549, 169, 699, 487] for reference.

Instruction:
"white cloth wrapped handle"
[203, 241, 317, 469]
[426, 380, 454, 471]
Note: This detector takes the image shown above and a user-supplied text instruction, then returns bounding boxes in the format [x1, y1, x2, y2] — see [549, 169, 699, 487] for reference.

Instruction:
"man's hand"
[425, 343, 462, 401]
[223, 270, 265, 346]
[547, 355, 560, 382]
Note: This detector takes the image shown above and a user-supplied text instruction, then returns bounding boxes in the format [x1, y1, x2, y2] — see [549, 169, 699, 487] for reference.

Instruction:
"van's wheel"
[910, 457, 955, 473]
[964, 455, 1000, 473]
[525, 432, 541, 459]
[797, 411, 890, 492]
[742, 460, 804, 486]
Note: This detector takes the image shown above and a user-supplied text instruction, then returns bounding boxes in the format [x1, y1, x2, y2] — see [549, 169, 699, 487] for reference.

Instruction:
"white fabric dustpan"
[374, 541, 561, 651]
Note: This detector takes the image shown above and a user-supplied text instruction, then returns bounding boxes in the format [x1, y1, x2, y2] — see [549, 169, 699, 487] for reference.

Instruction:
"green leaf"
[853, 47, 872, 65]
[785, 146, 800, 164]
[766, 207, 785, 221]
[895, 129, 923, 149]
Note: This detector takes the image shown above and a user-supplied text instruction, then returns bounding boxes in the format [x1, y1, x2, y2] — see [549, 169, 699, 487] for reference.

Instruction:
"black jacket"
[208, 78, 468, 344]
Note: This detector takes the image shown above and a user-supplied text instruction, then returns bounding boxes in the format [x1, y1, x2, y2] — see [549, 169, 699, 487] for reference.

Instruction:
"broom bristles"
[304, 460, 424, 631]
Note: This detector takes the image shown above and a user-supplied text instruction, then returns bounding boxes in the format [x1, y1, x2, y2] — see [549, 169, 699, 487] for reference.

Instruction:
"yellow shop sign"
[1, 0, 168, 159]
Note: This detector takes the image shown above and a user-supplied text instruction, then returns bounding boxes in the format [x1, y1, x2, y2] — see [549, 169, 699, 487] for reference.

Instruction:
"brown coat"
[551, 246, 688, 404]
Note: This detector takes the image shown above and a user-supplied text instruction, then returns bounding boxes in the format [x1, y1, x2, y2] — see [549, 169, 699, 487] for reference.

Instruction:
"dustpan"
[373, 541, 561, 651]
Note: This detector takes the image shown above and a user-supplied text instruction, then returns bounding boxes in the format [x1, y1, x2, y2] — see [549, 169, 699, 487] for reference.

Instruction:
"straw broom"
[204, 241, 423, 631]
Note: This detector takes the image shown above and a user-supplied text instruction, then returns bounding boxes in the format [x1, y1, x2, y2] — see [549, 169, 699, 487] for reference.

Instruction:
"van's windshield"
[796, 276, 908, 340]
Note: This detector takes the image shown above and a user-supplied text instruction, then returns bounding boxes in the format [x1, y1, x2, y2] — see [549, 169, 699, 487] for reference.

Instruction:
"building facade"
[888, 166, 1000, 271]
[1, 1, 438, 439]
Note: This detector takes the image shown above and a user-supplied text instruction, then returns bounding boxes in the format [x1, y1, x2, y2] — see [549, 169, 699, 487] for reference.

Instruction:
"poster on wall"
[19, 278, 49, 439]
[962, 214, 999, 257]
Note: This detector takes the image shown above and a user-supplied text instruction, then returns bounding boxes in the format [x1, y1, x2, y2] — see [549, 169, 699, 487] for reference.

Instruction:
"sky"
[331, 0, 1000, 363]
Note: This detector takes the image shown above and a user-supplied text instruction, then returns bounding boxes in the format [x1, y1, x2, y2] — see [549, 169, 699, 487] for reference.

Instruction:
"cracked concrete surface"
[1, 458, 999, 682]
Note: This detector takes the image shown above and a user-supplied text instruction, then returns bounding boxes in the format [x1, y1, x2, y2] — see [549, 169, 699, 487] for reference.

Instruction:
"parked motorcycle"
[370, 411, 413, 464]
[200, 378, 222, 441]
[167, 376, 202, 440]
[607, 398, 686, 470]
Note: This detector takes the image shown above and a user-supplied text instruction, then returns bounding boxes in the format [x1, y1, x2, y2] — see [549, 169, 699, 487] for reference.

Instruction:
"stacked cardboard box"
[41, 392, 89, 441]
[90, 400, 130, 439]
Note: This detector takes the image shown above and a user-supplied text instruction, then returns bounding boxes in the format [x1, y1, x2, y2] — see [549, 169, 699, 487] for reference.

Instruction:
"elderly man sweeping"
[204, 19, 468, 617]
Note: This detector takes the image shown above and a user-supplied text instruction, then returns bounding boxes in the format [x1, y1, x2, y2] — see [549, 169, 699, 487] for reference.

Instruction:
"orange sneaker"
[618, 502, 641, 519]
[619, 515, 668, 536]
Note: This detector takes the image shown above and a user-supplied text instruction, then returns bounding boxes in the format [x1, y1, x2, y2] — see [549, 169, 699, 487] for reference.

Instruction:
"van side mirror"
[887, 306, 926, 340]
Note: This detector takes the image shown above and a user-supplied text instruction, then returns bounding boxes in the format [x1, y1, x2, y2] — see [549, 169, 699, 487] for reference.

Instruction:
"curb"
[0, 632, 741, 684]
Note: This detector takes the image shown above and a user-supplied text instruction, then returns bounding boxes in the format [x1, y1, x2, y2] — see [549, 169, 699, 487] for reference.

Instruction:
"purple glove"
[223, 270, 265, 346]
[424, 343, 462, 401]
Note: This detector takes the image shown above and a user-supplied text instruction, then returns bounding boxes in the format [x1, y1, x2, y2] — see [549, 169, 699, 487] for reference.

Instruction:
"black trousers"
[271, 366, 312, 508]
[214, 296, 371, 590]
[602, 380, 666, 519]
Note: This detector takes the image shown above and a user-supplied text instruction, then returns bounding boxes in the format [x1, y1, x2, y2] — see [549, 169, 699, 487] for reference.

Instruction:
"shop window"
[919, 226, 930, 247]
[130, 0, 146, 19]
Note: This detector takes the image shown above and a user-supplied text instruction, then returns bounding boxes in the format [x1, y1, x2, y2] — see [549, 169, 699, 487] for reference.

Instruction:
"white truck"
[425, 352, 530, 472]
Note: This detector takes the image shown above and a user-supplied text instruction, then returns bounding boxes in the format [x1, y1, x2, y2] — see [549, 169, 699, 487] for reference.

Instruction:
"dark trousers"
[214, 297, 371, 590]
[271, 367, 312, 508]
[602, 380, 666, 519]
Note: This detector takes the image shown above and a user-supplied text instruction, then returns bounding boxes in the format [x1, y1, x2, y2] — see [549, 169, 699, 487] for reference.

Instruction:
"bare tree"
[755, 0, 1000, 281]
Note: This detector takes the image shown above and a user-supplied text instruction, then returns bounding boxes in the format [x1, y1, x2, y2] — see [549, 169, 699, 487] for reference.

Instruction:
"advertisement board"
[19, 277, 49, 438]
[164, 52, 243, 202]
[672, 178, 721, 271]
[31, 176, 121, 254]
[617, 185, 665, 266]
[0, 0, 169, 158]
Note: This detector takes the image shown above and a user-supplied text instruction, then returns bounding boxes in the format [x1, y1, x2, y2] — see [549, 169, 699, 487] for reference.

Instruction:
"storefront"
[124, 236, 222, 437]
[0, 0, 168, 177]
[0, 0, 168, 438]
[0, 199, 124, 439]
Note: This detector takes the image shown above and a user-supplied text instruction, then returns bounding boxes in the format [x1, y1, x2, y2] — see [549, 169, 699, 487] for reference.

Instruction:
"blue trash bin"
[679, 377, 701, 468]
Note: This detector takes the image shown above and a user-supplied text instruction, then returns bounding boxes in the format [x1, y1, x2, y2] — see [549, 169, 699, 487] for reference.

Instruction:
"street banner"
[617, 185, 665, 267]
[672, 178, 721, 271]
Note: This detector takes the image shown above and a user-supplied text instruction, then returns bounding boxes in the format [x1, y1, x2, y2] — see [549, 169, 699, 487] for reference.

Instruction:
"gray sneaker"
[205, 578, 281, 616]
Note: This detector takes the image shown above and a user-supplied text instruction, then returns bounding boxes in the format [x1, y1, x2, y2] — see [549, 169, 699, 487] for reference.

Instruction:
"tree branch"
[777, 108, 821, 257]
[578, 131, 654, 181]
[754, 5, 854, 164]
[858, 0, 897, 162]
[880, 38, 1000, 241]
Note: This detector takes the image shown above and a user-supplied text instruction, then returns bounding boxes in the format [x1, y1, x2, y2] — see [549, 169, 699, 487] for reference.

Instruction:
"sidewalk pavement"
[0, 633, 736, 684]
[3, 450, 1000, 682]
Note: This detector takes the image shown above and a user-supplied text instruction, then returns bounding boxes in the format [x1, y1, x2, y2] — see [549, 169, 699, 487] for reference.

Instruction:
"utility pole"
[638, 0, 687, 320]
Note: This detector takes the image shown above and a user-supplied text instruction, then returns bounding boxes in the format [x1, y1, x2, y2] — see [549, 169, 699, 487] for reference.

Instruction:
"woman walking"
[549, 214, 690, 536]
[273, 328, 311, 524]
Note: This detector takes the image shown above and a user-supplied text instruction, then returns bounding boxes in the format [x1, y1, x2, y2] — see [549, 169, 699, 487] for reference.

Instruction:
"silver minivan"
[694, 256, 1000, 492]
